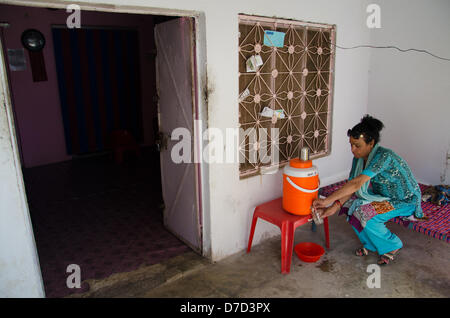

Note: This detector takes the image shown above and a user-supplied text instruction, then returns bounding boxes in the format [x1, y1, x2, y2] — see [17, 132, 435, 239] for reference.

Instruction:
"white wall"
[367, 0, 450, 185]
[0, 0, 372, 296]
[179, 0, 372, 260]
[0, 40, 45, 297]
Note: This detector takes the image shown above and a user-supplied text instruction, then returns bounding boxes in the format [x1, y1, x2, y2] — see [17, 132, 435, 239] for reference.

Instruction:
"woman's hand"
[312, 198, 331, 209]
[316, 203, 340, 218]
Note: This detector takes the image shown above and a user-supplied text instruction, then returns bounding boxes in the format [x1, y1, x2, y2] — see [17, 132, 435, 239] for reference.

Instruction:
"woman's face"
[349, 136, 374, 160]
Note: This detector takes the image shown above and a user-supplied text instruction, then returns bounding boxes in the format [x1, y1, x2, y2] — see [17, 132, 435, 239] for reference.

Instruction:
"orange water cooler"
[282, 148, 319, 216]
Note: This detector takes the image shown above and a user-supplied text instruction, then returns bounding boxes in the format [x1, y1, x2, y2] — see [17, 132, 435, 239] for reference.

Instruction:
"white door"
[155, 17, 201, 253]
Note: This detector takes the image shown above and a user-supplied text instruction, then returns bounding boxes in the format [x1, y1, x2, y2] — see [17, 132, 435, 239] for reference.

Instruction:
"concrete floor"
[71, 212, 450, 298]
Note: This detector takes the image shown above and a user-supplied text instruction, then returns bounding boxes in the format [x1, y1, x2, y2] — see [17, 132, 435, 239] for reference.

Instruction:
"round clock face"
[21, 29, 46, 51]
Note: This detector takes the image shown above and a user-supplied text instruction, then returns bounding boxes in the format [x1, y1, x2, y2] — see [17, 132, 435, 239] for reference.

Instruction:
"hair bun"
[361, 114, 384, 132]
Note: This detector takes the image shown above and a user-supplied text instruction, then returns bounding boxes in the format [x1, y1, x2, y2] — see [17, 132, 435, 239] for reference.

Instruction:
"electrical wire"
[324, 38, 450, 62]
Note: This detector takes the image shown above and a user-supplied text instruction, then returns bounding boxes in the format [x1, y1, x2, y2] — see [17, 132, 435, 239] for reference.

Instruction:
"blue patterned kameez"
[343, 146, 423, 255]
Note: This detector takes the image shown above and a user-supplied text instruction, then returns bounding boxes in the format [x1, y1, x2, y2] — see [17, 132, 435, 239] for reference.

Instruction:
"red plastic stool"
[110, 129, 141, 164]
[247, 197, 330, 274]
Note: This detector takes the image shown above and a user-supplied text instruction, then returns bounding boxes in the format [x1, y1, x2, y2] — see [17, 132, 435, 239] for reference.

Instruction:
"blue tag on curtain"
[263, 30, 285, 47]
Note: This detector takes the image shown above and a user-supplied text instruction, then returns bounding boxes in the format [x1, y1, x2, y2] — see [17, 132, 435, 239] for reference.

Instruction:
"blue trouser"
[351, 204, 415, 255]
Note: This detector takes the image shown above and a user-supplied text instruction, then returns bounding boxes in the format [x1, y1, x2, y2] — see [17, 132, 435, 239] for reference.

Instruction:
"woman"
[313, 115, 425, 265]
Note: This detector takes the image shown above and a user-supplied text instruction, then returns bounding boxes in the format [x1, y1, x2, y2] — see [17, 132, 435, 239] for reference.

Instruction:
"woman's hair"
[347, 115, 384, 145]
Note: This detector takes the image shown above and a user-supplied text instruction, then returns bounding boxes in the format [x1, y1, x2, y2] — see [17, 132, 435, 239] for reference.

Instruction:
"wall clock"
[21, 29, 47, 81]
[21, 29, 46, 51]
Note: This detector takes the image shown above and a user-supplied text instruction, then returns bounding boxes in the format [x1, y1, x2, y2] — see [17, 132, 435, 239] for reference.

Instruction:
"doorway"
[0, 2, 206, 298]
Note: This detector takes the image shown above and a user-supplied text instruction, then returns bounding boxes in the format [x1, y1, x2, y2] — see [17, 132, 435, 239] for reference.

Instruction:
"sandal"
[355, 247, 369, 256]
[378, 249, 400, 265]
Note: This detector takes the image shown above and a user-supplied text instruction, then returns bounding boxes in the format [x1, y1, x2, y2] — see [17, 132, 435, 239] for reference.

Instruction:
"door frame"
[0, 0, 210, 296]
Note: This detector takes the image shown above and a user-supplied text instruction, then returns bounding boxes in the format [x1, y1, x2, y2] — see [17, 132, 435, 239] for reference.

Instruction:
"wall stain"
[203, 70, 214, 105]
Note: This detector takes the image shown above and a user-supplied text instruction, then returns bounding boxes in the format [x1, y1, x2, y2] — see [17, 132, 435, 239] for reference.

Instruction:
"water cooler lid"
[284, 159, 318, 178]
[289, 158, 312, 169]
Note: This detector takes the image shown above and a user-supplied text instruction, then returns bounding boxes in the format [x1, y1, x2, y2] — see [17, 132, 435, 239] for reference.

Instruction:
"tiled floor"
[23, 148, 191, 298]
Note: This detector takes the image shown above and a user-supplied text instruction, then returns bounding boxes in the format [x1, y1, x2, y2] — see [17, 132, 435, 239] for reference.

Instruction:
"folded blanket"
[422, 185, 449, 205]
